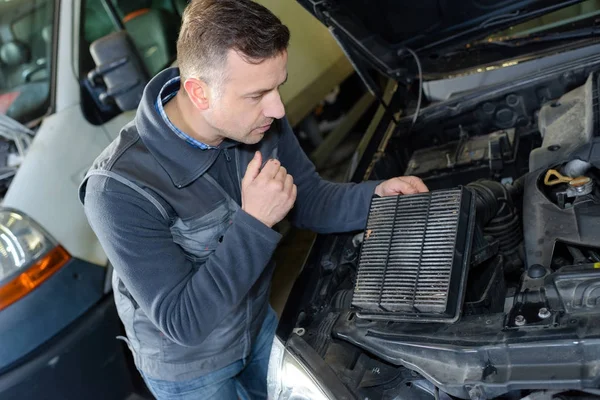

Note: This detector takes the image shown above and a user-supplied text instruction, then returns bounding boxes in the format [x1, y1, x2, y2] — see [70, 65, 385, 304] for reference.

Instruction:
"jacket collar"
[134, 67, 236, 188]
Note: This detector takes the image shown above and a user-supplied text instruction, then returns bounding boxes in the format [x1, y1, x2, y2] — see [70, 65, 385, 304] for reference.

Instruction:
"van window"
[81, 0, 181, 79]
[79, 0, 182, 124]
[0, 0, 54, 124]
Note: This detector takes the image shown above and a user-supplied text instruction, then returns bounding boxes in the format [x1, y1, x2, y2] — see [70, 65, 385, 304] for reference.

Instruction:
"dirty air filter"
[352, 188, 475, 323]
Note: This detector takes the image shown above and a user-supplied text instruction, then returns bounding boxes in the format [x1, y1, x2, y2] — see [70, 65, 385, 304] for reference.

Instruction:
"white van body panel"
[3, 105, 112, 266]
[2, 0, 111, 266]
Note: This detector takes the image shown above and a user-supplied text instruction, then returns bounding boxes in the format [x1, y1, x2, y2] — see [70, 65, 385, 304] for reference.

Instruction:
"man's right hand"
[241, 151, 297, 228]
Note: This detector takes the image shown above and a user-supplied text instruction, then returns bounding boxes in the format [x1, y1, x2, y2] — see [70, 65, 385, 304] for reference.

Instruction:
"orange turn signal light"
[0, 246, 71, 311]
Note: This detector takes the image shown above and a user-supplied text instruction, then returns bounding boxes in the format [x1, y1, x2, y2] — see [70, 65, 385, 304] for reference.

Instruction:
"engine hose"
[467, 180, 523, 268]
[486, 212, 521, 253]
[508, 173, 527, 199]
[467, 181, 508, 225]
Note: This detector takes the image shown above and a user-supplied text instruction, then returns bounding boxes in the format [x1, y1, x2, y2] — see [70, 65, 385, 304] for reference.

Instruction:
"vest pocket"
[170, 201, 233, 262]
[114, 274, 162, 358]
[132, 308, 162, 358]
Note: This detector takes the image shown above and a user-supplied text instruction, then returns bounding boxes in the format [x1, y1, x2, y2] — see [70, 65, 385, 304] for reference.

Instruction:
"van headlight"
[267, 337, 332, 400]
[0, 209, 70, 310]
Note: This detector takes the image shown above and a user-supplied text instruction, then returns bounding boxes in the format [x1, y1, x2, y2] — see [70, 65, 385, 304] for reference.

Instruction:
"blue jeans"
[140, 306, 278, 400]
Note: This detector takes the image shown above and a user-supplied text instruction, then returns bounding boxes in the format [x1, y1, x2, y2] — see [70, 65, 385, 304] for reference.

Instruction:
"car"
[267, 1, 600, 399]
[0, 0, 185, 398]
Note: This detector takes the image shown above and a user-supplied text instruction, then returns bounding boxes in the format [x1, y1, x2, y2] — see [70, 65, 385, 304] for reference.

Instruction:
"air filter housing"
[352, 188, 475, 323]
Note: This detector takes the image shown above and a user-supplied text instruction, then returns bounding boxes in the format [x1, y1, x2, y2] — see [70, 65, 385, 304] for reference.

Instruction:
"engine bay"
[287, 70, 600, 399]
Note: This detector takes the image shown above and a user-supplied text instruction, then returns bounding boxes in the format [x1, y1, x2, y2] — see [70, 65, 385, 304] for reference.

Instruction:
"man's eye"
[249, 94, 263, 100]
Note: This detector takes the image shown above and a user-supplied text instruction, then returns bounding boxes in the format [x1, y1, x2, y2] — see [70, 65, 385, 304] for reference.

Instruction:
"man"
[79, 0, 428, 399]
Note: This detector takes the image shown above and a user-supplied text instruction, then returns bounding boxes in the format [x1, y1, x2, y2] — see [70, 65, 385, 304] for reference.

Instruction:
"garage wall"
[255, 0, 354, 125]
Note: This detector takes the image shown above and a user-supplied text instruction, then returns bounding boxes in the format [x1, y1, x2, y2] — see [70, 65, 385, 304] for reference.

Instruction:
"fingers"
[404, 176, 429, 193]
[259, 158, 281, 180]
[379, 176, 428, 196]
[290, 184, 297, 204]
[396, 179, 419, 195]
[392, 177, 428, 195]
[283, 173, 294, 194]
[242, 151, 262, 185]
[274, 166, 287, 183]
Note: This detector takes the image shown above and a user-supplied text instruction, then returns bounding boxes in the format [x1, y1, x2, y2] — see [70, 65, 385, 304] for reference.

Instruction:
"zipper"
[233, 148, 242, 205]
[223, 148, 232, 162]
[221, 147, 241, 205]
[235, 147, 252, 359]
[234, 148, 242, 187]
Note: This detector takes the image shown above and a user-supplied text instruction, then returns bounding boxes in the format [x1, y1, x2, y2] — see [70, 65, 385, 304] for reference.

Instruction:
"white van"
[0, 0, 186, 398]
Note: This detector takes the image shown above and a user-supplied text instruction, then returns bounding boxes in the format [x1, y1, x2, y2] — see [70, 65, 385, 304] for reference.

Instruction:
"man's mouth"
[256, 122, 272, 132]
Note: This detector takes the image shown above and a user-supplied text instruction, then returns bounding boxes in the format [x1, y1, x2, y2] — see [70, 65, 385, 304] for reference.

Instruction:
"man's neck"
[163, 91, 223, 147]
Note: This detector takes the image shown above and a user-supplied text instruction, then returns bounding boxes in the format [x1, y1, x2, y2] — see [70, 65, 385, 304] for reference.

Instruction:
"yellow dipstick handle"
[544, 169, 591, 187]
[544, 169, 572, 186]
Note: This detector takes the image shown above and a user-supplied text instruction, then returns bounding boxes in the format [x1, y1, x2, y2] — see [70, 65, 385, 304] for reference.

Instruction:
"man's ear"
[183, 78, 211, 111]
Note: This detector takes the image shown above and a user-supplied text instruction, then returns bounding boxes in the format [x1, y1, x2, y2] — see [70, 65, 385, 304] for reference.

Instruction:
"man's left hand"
[374, 176, 429, 197]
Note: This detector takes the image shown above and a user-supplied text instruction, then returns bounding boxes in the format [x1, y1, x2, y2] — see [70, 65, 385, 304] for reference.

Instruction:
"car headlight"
[0, 209, 70, 311]
[267, 336, 332, 400]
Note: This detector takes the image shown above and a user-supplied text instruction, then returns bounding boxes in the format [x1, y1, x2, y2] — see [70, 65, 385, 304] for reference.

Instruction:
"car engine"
[289, 71, 600, 400]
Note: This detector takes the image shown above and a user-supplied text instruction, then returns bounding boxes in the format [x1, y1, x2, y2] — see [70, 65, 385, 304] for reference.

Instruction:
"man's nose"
[263, 91, 285, 120]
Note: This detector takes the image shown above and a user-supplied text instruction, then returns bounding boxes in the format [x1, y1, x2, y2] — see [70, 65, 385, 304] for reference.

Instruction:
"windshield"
[0, 0, 54, 124]
[487, 0, 600, 42]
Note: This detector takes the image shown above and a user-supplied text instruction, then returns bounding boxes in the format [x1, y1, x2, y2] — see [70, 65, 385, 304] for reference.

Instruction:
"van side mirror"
[86, 31, 149, 112]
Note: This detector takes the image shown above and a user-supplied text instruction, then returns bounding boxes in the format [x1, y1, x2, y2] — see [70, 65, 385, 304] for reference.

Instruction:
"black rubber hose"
[467, 180, 508, 225]
[508, 173, 527, 198]
[467, 180, 524, 271]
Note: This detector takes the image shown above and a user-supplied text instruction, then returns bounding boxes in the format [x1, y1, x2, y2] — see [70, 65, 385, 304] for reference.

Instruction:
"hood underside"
[296, 0, 590, 79]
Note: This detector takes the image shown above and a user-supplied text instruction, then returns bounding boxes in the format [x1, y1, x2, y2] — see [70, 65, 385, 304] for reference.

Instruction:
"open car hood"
[296, 0, 589, 80]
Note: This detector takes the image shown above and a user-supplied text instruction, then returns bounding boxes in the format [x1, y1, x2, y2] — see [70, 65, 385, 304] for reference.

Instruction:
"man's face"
[204, 50, 288, 145]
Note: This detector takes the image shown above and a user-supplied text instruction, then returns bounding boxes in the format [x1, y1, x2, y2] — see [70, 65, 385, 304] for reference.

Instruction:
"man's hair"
[177, 0, 290, 91]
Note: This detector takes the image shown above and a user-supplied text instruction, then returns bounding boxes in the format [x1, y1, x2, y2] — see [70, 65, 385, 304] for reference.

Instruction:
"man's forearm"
[276, 117, 380, 233]
[291, 179, 380, 233]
